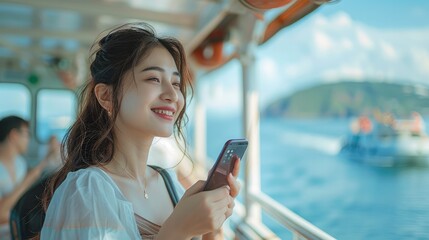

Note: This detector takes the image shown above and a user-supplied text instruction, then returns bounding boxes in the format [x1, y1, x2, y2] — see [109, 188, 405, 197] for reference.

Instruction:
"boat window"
[0, 83, 31, 119]
[36, 89, 76, 143]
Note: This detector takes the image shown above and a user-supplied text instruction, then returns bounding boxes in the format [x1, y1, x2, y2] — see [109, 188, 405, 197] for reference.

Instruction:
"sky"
[2, 1, 429, 121]
[198, 0, 429, 116]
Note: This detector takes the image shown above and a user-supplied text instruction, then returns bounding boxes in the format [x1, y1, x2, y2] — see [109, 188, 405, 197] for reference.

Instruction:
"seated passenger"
[0, 116, 59, 239]
[40, 136, 62, 174]
[40, 22, 241, 240]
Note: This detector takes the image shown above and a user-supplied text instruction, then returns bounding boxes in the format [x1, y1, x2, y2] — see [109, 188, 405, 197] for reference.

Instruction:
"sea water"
[197, 116, 429, 239]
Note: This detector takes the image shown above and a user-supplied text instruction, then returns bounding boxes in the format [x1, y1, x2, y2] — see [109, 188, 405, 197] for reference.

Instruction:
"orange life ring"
[192, 42, 224, 68]
[241, 0, 293, 10]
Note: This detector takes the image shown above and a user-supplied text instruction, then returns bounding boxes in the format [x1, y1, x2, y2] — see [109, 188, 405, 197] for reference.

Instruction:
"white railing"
[228, 191, 336, 240]
[249, 191, 336, 240]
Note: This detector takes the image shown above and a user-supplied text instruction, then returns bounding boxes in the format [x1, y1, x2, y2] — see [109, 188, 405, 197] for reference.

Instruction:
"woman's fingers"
[225, 206, 234, 218]
[227, 173, 241, 198]
[231, 155, 240, 178]
[225, 196, 235, 218]
[204, 188, 234, 212]
[170, 177, 238, 236]
[183, 180, 206, 197]
[205, 186, 230, 202]
[211, 194, 230, 212]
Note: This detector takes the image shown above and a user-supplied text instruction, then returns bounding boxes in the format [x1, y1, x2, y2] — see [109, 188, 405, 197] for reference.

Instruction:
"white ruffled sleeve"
[41, 168, 140, 240]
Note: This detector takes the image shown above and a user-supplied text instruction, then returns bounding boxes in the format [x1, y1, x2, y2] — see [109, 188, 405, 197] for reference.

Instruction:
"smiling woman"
[112, 47, 184, 137]
[39, 22, 241, 240]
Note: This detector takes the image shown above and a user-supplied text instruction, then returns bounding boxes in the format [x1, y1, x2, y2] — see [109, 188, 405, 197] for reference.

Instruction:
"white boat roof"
[0, 0, 332, 74]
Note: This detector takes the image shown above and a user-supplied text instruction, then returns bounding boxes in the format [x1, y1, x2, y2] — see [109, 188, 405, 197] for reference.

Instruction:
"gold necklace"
[106, 163, 150, 199]
[123, 168, 149, 199]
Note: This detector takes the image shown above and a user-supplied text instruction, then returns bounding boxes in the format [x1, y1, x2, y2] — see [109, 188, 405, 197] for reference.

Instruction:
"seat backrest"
[9, 175, 51, 240]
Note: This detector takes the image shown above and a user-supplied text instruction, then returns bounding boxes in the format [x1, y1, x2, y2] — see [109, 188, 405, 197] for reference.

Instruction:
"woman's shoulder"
[55, 167, 125, 200]
[63, 167, 108, 186]
[45, 167, 132, 222]
[42, 167, 139, 239]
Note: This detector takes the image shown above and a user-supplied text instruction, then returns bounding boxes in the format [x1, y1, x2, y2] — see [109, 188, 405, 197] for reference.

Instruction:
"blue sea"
[196, 116, 429, 240]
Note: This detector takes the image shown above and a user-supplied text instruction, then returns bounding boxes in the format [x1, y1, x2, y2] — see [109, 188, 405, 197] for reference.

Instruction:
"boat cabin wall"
[0, 69, 77, 165]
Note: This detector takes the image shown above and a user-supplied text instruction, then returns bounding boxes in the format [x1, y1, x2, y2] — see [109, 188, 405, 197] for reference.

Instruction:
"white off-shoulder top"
[41, 166, 185, 240]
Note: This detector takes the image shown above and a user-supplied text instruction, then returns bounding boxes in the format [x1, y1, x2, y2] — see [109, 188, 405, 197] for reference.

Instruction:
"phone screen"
[203, 139, 248, 191]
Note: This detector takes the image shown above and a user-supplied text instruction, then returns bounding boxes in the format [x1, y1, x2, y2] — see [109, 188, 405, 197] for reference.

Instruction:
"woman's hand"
[46, 136, 61, 162]
[158, 181, 231, 239]
[202, 156, 241, 240]
[158, 157, 242, 240]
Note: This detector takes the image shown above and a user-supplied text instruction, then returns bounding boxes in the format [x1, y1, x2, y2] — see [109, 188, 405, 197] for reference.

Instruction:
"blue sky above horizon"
[319, 0, 429, 29]
[198, 0, 429, 116]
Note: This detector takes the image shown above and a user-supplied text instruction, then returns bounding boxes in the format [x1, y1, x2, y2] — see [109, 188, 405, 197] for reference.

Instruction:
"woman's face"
[117, 46, 184, 138]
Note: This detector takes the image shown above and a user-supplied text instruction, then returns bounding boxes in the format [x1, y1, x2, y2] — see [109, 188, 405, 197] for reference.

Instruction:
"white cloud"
[256, 11, 429, 102]
[322, 66, 365, 81]
[356, 29, 374, 49]
[314, 30, 333, 53]
[313, 14, 328, 27]
[411, 48, 429, 75]
[340, 38, 353, 50]
[284, 62, 307, 78]
[380, 41, 398, 61]
[331, 11, 352, 28]
[200, 11, 429, 111]
[258, 58, 278, 80]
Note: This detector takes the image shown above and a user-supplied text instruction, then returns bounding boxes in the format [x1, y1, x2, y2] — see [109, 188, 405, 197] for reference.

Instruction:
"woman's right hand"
[158, 181, 233, 239]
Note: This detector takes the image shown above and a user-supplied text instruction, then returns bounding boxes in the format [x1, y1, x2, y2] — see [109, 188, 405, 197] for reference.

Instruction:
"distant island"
[264, 81, 429, 118]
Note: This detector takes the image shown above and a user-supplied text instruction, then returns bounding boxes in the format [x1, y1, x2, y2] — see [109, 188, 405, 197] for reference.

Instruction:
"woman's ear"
[94, 83, 113, 113]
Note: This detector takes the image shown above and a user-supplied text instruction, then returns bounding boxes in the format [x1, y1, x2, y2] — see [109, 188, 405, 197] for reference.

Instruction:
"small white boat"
[340, 113, 429, 166]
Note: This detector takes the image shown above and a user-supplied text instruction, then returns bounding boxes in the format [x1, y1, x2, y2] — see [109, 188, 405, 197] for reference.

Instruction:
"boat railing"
[226, 188, 336, 240]
[253, 191, 335, 239]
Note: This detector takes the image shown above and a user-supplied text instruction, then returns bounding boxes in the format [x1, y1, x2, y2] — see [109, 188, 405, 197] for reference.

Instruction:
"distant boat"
[340, 112, 429, 166]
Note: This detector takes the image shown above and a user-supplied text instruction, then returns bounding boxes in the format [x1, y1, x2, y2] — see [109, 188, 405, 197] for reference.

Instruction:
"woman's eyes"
[172, 81, 182, 88]
[147, 77, 181, 88]
[148, 77, 160, 83]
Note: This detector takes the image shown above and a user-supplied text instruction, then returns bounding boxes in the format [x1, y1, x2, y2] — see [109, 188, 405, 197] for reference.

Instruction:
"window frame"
[35, 87, 77, 143]
[0, 82, 32, 119]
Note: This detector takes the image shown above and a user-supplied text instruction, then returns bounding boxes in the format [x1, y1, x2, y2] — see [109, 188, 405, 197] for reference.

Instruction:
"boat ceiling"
[0, 0, 332, 80]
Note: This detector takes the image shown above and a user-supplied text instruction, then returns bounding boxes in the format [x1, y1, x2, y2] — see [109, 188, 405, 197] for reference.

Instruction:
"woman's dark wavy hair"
[42, 22, 193, 210]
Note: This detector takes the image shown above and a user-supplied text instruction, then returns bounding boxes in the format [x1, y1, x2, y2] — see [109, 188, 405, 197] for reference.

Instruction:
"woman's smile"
[151, 106, 176, 121]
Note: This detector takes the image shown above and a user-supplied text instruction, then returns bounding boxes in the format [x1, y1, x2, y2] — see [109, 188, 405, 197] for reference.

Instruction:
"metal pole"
[193, 72, 207, 170]
[241, 44, 262, 226]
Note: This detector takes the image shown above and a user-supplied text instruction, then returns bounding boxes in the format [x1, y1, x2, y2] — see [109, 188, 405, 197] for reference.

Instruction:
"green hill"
[264, 81, 429, 118]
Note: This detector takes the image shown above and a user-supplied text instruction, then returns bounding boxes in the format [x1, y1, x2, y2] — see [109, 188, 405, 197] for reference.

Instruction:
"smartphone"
[203, 139, 248, 191]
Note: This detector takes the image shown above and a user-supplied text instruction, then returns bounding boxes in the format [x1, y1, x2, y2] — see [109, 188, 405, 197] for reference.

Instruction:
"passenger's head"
[91, 23, 187, 138]
[0, 115, 30, 154]
[44, 22, 194, 211]
[60, 22, 192, 170]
